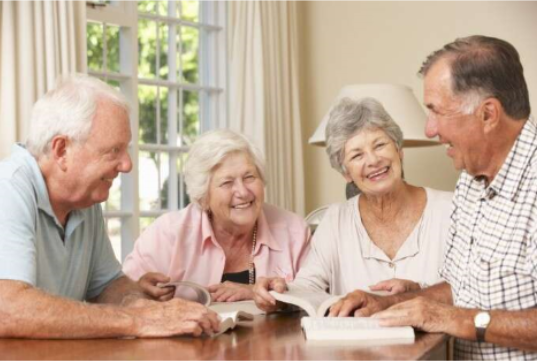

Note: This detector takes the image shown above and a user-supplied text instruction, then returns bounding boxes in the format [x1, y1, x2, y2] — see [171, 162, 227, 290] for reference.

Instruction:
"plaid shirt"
[440, 116, 537, 360]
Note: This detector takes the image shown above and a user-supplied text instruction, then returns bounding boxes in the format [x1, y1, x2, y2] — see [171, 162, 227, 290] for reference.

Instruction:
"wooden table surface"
[0, 312, 448, 360]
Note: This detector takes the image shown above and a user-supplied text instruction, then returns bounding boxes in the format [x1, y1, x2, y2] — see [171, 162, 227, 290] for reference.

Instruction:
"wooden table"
[0, 312, 449, 360]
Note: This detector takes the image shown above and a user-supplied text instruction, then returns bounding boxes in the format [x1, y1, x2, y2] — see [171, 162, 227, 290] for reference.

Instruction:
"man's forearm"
[445, 308, 537, 352]
[93, 276, 150, 305]
[0, 281, 136, 339]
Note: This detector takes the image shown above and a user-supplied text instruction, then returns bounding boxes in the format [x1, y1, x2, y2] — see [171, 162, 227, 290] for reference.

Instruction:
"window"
[86, 1, 227, 261]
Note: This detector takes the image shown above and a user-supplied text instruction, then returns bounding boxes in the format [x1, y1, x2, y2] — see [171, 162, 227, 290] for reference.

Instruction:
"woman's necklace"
[249, 223, 257, 285]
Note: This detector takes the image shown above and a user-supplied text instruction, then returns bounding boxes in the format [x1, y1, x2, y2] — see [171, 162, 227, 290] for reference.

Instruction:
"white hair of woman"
[325, 97, 404, 175]
[26, 74, 130, 158]
[185, 129, 266, 208]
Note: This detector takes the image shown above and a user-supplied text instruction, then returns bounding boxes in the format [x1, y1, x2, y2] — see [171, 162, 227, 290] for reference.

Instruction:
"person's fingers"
[207, 283, 221, 292]
[157, 292, 175, 302]
[369, 280, 393, 291]
[354, 305, 376, 317]
[270, 278, 288, 293]
[206, 310, 221, 332]
[328, 300, 343, 317]
[226, 293, 241, 302]
[389, 285, 405, 295]
[141, 284, 174, 298]
[253, 279, 277, 306]
[337, 299, 360, 317]
[227, 288, 253, 302]
[369, 280, 391, 291]
[214, 290, 232, 302]
[183, 322, 203, 337]
[142, 272, 171, 285]
[138, 272, 175, 298]
[196, 313, 216, 336]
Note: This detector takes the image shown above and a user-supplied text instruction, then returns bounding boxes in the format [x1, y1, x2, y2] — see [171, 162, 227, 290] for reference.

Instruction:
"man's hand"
[138, 272, 175, 302]
[252, 277, 287, 313]
[128, 298, 220, 337]
[369, 278, 421, 295]
[328, 290, 392, 317]
[372, 296, 457, 333]
[208, 281, 254, 302]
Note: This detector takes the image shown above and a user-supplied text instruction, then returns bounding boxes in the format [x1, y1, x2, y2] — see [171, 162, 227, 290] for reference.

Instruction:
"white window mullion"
[87, 1, 226, 262]
[167, 1, 179, 211]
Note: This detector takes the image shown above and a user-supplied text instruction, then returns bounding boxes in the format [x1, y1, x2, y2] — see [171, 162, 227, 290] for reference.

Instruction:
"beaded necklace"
[249, 223, 257, 285]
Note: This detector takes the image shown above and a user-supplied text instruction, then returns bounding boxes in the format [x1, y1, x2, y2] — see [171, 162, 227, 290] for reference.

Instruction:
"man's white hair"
[184, 129, 266, 208]
[26, 74, 130, 158]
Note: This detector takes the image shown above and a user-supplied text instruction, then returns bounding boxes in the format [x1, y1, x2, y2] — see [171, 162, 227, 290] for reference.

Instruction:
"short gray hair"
[419, 35, 530, 119]
[26, 74, 130, 158]
[184, 129, 266, 208]
[325, 97, 403, 174]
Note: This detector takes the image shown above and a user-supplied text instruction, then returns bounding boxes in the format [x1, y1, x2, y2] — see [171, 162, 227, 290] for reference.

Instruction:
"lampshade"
[309, 84, 438, 147]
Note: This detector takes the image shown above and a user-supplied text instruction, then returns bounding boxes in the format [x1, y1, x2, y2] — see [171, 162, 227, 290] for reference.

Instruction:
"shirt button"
[389, 262, 395, 268]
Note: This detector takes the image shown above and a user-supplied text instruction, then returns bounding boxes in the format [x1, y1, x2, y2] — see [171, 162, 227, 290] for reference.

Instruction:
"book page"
[301, 317, 415, 342]
[212, 311, 254, 337]
[270, 290, 336, 317]
[210, 300, 265, 315]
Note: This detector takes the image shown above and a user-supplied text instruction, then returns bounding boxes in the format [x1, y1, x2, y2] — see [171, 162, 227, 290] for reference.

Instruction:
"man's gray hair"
[26, 74, 130, 158]
[184, 129, 266, 208]
[325, 97, 403, 175]
[419, 35, 530, 119]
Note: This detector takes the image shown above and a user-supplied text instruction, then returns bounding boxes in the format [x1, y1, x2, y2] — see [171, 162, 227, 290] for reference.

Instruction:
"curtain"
[0, 1, 86, 159]
[228, 1, 305, 216]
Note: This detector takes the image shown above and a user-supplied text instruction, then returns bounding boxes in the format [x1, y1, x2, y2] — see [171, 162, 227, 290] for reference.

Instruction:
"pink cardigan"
[123, 203, 311, 285]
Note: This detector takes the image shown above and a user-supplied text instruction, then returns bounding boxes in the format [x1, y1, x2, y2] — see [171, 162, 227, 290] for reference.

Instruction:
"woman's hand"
[369, 278, 421, 295]
[138, 272, 176, 302]
[208, 281, 254, 302]
[252, 277, 288, 313]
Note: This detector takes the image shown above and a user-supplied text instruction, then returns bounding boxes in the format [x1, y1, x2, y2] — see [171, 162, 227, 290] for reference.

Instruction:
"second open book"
[161, 281, 264, 335]
[270, 288, 415, 343]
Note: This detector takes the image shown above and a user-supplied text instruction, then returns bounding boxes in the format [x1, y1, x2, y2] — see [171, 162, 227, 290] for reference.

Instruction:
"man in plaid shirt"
[328, 35, 537, 360]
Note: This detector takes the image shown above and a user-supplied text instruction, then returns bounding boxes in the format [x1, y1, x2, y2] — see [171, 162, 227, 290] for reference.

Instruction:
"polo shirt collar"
[14, 144, 83, 232]
[14, 144, 55, 217]
[482, 116, 536, 201]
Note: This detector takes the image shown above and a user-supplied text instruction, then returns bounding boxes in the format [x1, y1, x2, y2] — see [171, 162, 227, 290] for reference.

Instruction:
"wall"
[298, 1, 537, 213]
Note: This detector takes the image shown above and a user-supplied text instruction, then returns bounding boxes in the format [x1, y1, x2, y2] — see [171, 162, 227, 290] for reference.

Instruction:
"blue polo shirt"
[0, 144, 123, 300]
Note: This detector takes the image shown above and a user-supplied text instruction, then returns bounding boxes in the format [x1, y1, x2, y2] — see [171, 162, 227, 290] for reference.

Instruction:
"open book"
[160, 281, 263, 335]
[269, 289, 344, 317]
[270, 289, 414, 343]
[300, 317, 415, 344]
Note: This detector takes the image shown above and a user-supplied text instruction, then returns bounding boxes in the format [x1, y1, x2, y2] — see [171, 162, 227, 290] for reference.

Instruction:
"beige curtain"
[0, 1, 86, 159]
[228, 1, 305, 216]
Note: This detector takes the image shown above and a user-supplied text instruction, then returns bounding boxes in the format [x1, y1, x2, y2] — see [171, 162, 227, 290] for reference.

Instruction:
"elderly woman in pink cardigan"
[123, 129, 310, 302]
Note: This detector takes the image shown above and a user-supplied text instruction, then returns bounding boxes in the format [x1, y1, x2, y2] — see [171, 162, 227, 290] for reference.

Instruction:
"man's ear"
[49, 135, 70, 171]
[481, 98, 501, 134]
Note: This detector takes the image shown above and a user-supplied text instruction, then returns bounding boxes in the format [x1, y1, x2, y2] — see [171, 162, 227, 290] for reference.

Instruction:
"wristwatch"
[474, 311, 491, 342]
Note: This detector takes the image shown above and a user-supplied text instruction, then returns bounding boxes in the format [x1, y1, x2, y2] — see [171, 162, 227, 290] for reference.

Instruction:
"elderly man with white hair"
[0, 74, 219, 338]
[123, 129, 311, 302]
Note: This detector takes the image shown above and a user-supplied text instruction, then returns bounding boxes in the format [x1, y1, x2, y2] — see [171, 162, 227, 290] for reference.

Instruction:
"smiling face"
[206, 152, 265, 232]
[342, 127, 404, 197]
[423, 58, 488, 175]
[66, 99, 132, 208]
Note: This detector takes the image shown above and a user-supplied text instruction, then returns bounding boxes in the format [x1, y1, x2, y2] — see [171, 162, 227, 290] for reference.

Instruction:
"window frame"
[86, 1, 227, 261]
